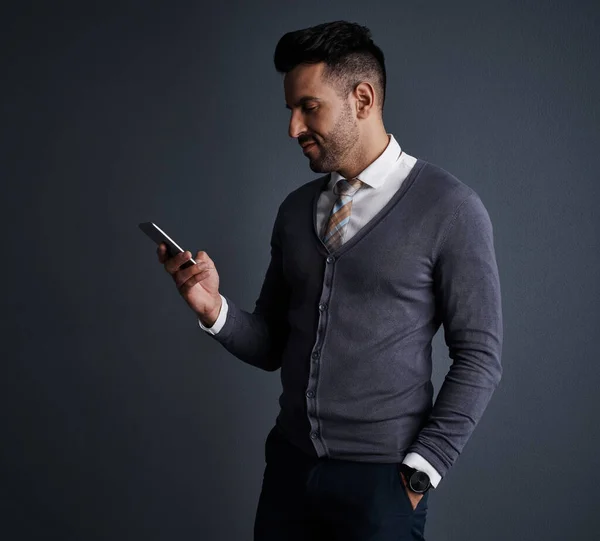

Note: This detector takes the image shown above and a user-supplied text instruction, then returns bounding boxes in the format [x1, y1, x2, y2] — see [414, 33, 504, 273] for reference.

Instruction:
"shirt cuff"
[197, 294, 228, 335]
[402, 452, 442, 488]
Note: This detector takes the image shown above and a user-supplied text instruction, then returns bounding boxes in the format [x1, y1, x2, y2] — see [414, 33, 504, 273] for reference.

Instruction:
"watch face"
[409, 471, 431, 493]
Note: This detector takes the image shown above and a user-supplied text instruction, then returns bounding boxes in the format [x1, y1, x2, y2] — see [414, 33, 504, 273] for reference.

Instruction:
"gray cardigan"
[207, 159, 503, 480]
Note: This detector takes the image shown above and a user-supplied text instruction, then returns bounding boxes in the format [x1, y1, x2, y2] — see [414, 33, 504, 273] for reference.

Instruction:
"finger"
[165, 250, 193, 275]
[157, 243, 168, 263]
[194, 250, 212, 263]
[177, 265, 213, 293]
[174, 260, 214, 289]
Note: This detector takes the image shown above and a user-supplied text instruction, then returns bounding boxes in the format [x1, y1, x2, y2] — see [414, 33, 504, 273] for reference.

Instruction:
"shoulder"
[413, 159, 477, 207]
[407, 159, 495, 252]
[409, 158, 495, 224]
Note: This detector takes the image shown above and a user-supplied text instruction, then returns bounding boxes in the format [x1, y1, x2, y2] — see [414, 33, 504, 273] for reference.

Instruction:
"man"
[157, 20, 503, 541]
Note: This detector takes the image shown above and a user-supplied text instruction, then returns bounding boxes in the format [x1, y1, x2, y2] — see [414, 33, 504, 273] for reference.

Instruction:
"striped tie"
[321, 177, 364, 252]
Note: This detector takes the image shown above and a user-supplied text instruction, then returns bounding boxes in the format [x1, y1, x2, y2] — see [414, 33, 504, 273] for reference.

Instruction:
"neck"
[337, 127, 390, 179]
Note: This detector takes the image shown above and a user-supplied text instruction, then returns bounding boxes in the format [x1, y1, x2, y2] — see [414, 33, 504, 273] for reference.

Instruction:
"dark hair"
[273, 21, 387, 113]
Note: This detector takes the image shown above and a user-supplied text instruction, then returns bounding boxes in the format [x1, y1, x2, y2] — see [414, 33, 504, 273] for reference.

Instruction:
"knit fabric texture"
[207, 159, 503, 479]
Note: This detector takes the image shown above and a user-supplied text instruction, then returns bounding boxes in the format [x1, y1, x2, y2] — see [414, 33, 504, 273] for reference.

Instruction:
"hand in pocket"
[400, 471, 424, 511]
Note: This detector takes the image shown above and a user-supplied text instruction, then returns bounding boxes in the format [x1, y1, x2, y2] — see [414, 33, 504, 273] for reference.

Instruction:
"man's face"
[284, 62, 360, 173]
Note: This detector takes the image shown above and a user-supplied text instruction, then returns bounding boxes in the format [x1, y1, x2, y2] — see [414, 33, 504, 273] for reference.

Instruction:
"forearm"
[407, 191, 503, 478]
[407, 341, 502, 477]
[203, 293, 288, 372]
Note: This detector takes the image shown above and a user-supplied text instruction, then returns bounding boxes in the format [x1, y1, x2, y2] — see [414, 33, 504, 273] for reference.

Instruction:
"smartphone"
[138, 222, 196, 269]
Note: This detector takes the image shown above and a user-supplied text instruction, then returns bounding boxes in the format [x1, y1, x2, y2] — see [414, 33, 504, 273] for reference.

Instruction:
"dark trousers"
[254, 424, 429, 541]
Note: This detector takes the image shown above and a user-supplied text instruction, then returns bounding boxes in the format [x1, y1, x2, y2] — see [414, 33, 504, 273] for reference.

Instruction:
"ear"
[354, 81, 376, 119]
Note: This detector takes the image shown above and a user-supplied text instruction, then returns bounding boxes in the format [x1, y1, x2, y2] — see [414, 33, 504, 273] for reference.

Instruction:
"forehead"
[284, 62, 334, 104]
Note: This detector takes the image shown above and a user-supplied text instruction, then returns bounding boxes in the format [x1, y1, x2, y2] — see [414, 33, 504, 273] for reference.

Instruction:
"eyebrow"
[285, 96, 322, 110]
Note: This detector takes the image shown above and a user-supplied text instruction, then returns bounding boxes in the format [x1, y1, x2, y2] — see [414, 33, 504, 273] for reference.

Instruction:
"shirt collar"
[328, 133, 403, 190]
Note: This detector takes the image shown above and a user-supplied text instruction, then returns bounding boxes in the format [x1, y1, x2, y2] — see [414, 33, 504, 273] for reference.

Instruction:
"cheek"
[310, 112, 330, 136]
[309, 123, 327, 144]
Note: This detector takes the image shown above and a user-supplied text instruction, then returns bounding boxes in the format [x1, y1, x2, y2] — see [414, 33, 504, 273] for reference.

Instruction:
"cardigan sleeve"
[406, 191, 503, 479]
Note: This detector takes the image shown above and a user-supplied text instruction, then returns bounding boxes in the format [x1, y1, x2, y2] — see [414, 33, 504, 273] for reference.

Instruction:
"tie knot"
[334, 177, 363, 197]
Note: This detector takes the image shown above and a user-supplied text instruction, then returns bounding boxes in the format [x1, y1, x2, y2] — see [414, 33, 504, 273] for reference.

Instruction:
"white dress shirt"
[198, 133, 442, 487]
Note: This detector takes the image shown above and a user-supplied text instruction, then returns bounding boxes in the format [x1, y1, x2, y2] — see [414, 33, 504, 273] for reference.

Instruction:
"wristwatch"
[399, 464, 432, 494]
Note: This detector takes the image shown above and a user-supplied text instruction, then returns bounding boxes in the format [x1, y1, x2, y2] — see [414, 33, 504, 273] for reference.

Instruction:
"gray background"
[2, 1, 599, 539]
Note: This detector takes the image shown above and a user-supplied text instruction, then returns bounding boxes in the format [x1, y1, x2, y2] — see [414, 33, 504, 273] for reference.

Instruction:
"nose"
[288, 109, 307, 140]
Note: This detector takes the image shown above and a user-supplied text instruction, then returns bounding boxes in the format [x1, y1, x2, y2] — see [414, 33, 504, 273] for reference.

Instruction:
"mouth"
[302, 142, 317, 154]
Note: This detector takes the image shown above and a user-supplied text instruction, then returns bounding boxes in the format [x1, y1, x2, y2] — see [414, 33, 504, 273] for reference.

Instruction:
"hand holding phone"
[139, 222, 222, 325]
[139, 221, 196, 268]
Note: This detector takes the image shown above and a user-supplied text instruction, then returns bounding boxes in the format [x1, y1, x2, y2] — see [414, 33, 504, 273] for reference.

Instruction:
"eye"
[303, 106, 317, 113]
